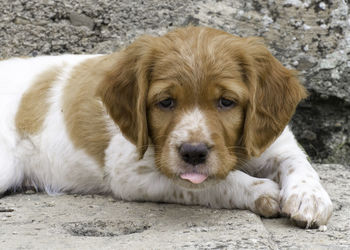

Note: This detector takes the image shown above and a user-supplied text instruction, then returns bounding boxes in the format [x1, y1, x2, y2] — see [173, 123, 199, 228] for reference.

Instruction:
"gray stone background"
[0, 0, 349, 165]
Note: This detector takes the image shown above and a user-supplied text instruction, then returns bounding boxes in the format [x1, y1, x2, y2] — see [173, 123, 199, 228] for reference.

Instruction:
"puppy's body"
[0, 55, 105, 194]
[0, 27, 332, 228]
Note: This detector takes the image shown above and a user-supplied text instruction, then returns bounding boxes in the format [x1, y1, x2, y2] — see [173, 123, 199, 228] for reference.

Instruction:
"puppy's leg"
[108, 158, 280, 218]
[0, 101, 25, 195]
[206, 170, 280, 217]
[248, 127, 333, 228]
[106, 136, 279, 217]
[0, 144, 23, 196]
[278, 150, 333, 228]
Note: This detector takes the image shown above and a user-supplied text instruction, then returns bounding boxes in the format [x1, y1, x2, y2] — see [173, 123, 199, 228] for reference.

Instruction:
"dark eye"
[218, 97, 236, 109]
[157, 98, 175, 109]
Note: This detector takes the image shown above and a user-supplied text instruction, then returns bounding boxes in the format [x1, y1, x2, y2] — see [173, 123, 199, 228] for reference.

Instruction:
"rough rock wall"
[0, 0, 349, 164]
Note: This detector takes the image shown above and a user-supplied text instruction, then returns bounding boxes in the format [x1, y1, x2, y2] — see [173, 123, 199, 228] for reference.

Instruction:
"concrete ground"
[0, 164, 349, 249]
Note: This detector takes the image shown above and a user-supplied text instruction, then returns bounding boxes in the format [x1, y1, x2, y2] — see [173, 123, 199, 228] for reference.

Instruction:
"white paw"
[281, 182, 333, 228]
[251, 179, 280, 218]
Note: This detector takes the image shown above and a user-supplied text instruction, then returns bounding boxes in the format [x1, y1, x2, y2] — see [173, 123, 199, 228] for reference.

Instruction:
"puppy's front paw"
[251, 179, 280, 218]
[281, 183, 333, 228]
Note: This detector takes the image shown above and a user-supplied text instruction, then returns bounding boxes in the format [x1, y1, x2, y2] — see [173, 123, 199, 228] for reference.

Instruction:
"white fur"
[0, 55, 332, 228]
[170, 108, 212, 147]
[166, 108, 214, 175]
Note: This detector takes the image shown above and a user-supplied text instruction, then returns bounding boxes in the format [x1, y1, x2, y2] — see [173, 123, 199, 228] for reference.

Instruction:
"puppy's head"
[98, 27, 307, 188]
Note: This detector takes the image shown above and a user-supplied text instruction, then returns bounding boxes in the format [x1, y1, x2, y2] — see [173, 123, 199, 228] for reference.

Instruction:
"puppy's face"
[99, 27, 307, 188]
[147, 42, 250, 187]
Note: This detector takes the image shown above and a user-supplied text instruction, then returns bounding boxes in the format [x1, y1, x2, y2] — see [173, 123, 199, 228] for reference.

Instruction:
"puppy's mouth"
[177, 163, 211, 185]
[180, 172, 208, 184]
[174, 142, 212, 184]
[175, 169, 219, 189]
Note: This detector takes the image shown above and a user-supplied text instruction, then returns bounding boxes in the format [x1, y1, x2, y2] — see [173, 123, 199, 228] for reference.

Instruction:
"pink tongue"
[180, 173, 208, 184]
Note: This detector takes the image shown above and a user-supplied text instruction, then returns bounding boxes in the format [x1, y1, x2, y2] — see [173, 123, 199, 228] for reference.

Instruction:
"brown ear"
[242, 38, 307, 157]
[96, 36, 155, 158]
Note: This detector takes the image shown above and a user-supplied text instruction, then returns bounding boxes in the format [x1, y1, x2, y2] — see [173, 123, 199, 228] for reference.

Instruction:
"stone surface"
[0, 0, 348, 164]
[0, 164, 349, 249]
[69, 11, 95, 30]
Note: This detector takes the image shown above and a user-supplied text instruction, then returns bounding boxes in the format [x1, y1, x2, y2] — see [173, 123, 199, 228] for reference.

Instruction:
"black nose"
[179, 143, 209, 166]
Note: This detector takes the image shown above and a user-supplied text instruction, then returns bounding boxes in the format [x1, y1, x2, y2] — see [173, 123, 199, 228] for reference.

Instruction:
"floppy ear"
[242, 38, 307, 157]
[96, 36, 155, 158]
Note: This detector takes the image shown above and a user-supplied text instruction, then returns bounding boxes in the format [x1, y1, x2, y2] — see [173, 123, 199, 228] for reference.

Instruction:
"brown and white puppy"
[0, 26, 332, 229]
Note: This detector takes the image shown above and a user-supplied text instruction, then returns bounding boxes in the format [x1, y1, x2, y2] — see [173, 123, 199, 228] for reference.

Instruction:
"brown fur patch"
[172, 190, 177, 200]
[274, 171, 281, 183]
[252, 180, 265, 186]
[229, 199, 233, 206]
[96, 38, 153, 159]
[186, 191, 199, 204]
[63, 56, 112, 167]
[179, 192, 184, 200]
[288, 168, 295, 175]
[255, 195, 280, 218]
[16, 66, 62, 135]
[187, 191, 195, 203]
[241, 38, 308, 157]
[136, 165, 154, 175]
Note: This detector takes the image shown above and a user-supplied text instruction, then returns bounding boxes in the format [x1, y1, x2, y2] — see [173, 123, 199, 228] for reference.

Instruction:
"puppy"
[0, 26, 332, 228]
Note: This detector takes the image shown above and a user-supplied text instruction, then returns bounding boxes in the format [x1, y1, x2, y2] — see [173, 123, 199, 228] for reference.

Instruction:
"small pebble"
[302, 44, 309, 52]
[25, 190, 36, 195]
[319, 225, 327, 232]
[319, 2, 326, 10]
[292, 60, 299, 66]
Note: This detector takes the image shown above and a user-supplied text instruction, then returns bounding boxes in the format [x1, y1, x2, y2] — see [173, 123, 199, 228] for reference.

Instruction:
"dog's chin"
[173, 176, 221, 189]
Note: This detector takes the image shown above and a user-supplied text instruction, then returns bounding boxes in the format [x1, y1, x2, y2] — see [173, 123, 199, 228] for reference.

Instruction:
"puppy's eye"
[218, 97, 236, 109]
[157, 98, 175, 109]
